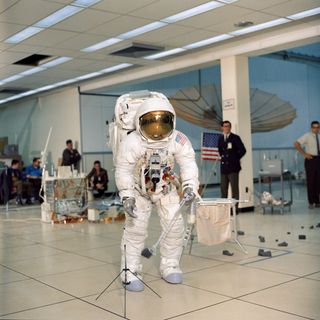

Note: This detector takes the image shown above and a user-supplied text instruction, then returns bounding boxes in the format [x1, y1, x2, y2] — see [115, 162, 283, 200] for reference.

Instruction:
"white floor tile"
[183, 263, 296, 297]
[0, 279, 70, 316]
[248, 252, 320, 276]
[0, 299, 123, 319]
[242, 278, 320, 319]
[0, 265, 27, 284]
[170, 299, 305, 320]
[85, 280, 228, 320]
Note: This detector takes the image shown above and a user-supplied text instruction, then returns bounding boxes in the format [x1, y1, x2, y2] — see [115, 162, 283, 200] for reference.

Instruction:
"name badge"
[227, 142, 232, 149]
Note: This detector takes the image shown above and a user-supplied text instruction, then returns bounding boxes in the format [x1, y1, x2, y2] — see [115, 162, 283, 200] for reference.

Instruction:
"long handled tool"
[141, 198, 186, 258]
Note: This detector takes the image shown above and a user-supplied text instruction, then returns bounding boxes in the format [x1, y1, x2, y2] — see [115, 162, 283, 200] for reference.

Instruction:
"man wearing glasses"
[294, 121, 320, 209]
[218, 120, 246, 213]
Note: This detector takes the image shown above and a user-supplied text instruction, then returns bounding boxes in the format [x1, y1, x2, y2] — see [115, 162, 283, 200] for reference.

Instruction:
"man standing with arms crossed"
[294, 121, 320, 209]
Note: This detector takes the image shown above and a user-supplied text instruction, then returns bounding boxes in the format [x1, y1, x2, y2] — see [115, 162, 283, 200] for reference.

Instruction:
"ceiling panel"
[0, 64, 31, 76]
[0, 0, 19, 14]
[133, 24, 195, 44]
[262, 0, 320, 16]
[87, 15, 154, 37]
[54, 33, 110, 50]
[22, 29, 79, 47]
[205, 11, 281, 34]
[129, 0, 209, 20]
[175, 5, 254, 29]
[33, 67, 84, 79]
[92, 0, 158, 14]
[52, 8, 119, 33]
[53, 58, 99, 70]
[161, 29, 219, 47]
[234, 0, 291, 11]
[38, 47, 82, 58]
[0, 22, 28, 42]
[0, 51, 31, 64]
[0, 0, 63, 25]
[6, 43, 46, 54]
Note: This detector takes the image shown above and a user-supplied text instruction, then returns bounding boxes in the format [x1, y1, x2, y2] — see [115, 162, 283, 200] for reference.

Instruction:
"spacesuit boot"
[122, 270, 144, 292]
[160, 258, 183, 284]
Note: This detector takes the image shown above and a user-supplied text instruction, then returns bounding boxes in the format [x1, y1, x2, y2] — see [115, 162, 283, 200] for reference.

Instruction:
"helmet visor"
[139, 111, 174, 140]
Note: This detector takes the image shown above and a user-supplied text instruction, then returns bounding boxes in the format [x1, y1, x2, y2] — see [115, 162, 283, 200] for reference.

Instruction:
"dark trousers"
[220, 172, 239, 200]
[305, 157, 320, 205]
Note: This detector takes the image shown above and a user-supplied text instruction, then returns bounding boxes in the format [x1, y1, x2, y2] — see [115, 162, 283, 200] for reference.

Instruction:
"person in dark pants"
[294, 121, 320, 209]
[87, 160, 109, 198]
[25, 157, 42, 201]
[61, 139, 81, 171]
[218, 121, 246, 211]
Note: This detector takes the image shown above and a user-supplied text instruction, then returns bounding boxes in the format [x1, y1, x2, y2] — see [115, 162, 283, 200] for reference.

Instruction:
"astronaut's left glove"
[183, 187, 195, 204]
[123, 197, 137, 218]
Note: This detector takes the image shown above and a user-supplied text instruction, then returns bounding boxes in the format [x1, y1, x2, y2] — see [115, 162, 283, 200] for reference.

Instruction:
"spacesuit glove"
[123, 197, 137, 218]
[183, 187, 195, 204]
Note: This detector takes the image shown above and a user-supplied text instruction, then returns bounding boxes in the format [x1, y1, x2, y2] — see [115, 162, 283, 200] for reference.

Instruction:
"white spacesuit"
[115, 95, 199, 292]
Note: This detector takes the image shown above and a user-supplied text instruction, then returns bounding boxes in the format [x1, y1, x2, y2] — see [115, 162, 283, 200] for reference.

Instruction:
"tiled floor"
[0, 184, 320, 320]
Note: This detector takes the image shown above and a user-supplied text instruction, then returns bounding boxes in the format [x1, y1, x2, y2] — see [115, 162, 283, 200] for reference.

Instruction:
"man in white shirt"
[294, 121, 320, 209]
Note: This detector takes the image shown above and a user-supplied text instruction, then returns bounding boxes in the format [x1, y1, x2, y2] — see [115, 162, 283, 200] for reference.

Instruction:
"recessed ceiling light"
[118, 22, 167, 39]
[229, 18, 290, 36]
[5, 26, 43, 43]
[40, 56, 73, 68]
[34, 5, 83, 28]
[19, 67, 46, 76]
[100, 63, 133, 73]
[183, 34, 233, 49]
[144, 48, 186, 60]
[161, 1, 224, 23]
[81, 38, 123, 52]
[287, 7, 320, 20]
[1, 74, 24, 84]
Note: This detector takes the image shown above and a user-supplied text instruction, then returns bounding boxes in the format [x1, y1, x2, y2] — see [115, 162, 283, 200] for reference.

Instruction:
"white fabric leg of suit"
[121, 189, 184, 284]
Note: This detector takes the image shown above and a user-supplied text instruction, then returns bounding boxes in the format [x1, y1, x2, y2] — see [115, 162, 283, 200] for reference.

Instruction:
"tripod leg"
[128, 270, 161, 298]
[95, 271, 123, 301]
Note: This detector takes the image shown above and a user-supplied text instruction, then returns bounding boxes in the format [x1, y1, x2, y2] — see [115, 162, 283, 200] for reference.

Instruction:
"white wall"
[0, 88, 81, 168]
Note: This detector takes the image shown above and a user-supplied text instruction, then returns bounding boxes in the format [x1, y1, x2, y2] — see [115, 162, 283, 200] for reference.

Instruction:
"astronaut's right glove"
[183, 187, 195, 205]
[122, 197, 137, 218]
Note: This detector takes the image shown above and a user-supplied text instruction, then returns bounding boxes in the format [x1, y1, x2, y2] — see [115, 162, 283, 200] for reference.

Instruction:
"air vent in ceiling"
[110, 43, 164, 58]
[13, 54, 53, 66]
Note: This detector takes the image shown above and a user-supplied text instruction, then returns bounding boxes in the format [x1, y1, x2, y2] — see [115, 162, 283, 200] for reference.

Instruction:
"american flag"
[201, 132, 221, 161]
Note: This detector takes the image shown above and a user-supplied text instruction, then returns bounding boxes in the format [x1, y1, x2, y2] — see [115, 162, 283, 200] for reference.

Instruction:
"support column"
[220, 55, 254, 210]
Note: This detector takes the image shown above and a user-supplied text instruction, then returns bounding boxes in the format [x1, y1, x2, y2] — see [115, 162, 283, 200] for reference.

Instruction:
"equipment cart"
[258, 159, 292, 214]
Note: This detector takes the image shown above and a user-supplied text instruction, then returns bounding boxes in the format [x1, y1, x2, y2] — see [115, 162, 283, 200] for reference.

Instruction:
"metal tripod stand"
[95, 244, 161, 319]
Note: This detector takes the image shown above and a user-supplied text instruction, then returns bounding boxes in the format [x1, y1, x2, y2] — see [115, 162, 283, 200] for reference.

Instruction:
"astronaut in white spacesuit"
[115, 95, 199, 292]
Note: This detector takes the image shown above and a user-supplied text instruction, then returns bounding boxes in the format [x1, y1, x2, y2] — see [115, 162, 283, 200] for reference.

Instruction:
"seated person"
[8, 160, 32, 205]
[87, 161, 108, 198]
[61, 139, 81, 171]
[25, 157, 42, 201]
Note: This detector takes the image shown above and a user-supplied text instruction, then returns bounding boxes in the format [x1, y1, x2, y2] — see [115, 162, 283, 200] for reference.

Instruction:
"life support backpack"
[108, 90, 169, 162]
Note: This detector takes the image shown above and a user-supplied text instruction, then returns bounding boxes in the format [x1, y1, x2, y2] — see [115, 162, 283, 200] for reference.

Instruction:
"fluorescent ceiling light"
[53, 79, 78, 87]
[118, 21, 167, 39]
[72, 0, 101, 7]
[34, 5, 83, 28]
[162, 1, 224, 23]
[229, 18, 290, 36]
[287, 7, 320, 20]
[19, 66, 46, 76]
[100, 63, 133, 73]
[76, 71, 103, 80]
[218, 0, 238, 3]
[5, 26, 43, 43]
[183, 34, 233, 49]
[144, 48, 186, 60]
[41, 56, 73, 68]
[81, 38, 123, 52]
[1, 74, 24, 84]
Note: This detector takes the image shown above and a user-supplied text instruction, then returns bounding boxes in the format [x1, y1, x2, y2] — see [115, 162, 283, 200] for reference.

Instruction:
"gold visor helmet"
[139, 110, 174, 141]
